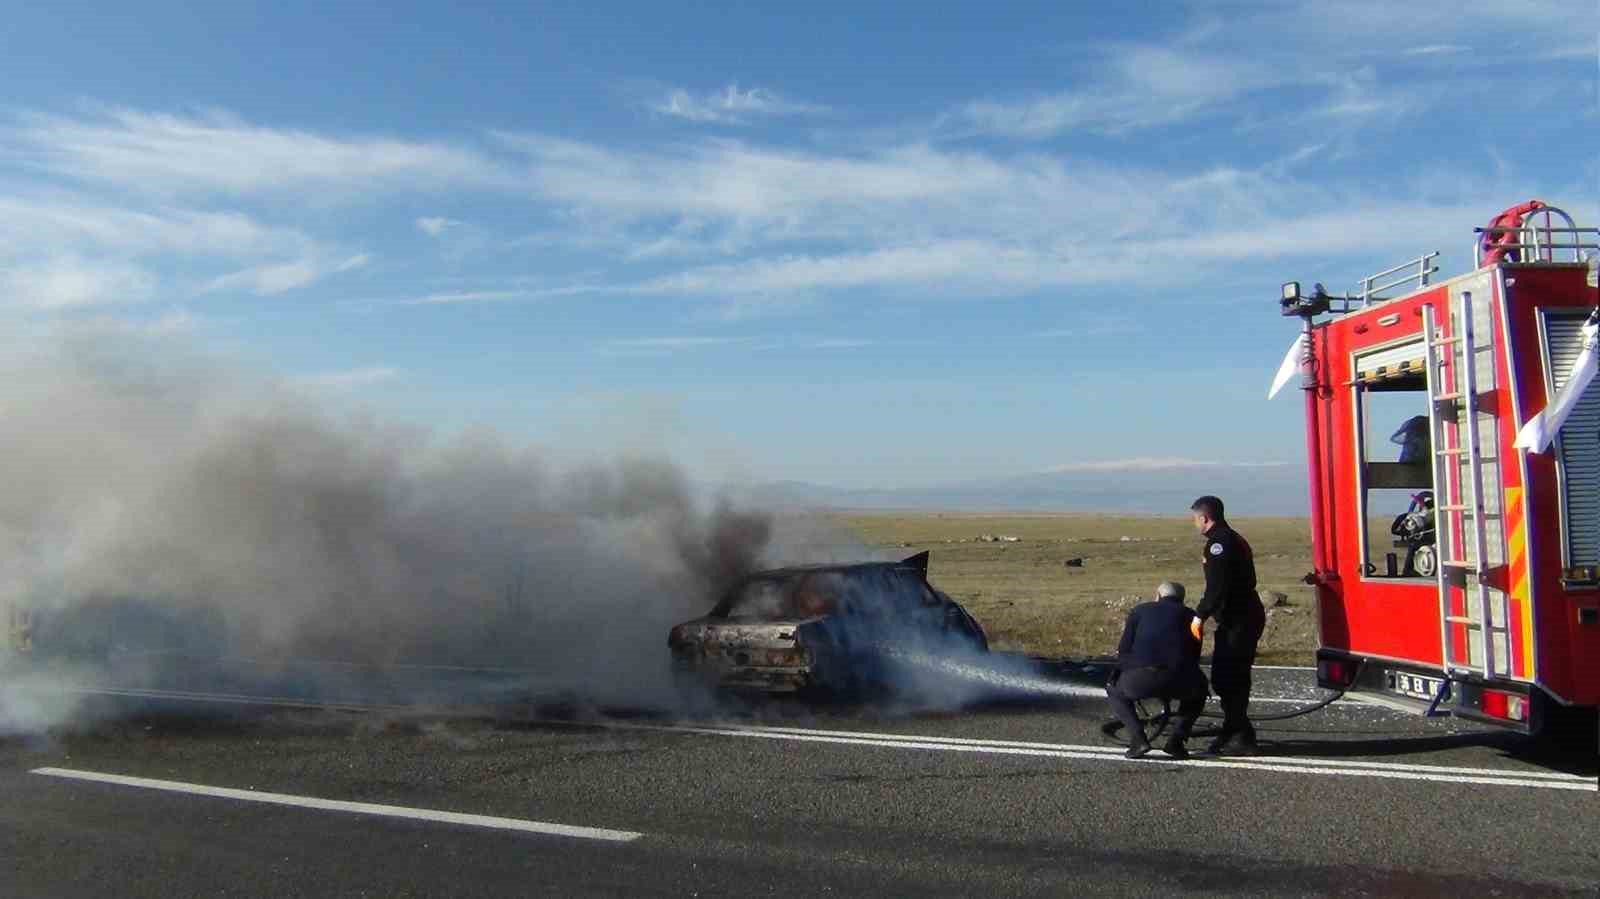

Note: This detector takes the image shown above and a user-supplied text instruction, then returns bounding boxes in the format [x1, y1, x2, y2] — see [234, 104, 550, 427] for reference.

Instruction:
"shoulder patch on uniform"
[1209, 542, 1224, 556]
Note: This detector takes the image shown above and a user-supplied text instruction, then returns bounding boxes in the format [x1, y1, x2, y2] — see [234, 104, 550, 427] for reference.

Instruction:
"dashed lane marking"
[29, 768, 645, 842]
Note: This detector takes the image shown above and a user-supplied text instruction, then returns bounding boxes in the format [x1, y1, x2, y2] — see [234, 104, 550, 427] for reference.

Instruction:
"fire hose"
[1098, 661, 1362, 745]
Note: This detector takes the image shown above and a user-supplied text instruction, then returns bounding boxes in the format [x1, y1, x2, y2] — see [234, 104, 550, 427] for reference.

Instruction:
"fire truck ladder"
[1423, 293, 1510, 679]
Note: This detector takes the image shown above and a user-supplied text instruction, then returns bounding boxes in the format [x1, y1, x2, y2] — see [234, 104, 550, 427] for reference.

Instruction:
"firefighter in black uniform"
[1190, 494, 1266, 755]
[1104, 581, 1209, 759]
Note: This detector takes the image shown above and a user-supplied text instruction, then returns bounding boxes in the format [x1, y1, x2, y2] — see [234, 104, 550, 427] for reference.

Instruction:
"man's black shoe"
[1162, 738, 1190, 760]
[1201, 735, 1259, 757]
[1125, 740, 1152, 759]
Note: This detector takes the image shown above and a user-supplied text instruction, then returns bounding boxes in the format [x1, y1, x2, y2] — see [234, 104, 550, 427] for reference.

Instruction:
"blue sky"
[2, 1, 1596, 492]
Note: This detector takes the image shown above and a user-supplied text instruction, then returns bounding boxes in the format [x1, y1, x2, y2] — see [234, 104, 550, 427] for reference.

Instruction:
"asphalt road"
[2, 666, 1595, 897]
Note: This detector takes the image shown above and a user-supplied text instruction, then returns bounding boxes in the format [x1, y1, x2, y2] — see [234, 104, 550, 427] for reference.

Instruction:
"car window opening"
[711, 566, 929, 621]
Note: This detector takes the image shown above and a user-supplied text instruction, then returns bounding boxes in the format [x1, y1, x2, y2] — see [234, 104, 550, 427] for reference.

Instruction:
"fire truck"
[1276, 201, 1599, 736]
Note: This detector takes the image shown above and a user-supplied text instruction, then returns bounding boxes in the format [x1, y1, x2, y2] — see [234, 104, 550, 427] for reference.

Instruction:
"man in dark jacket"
[1105, 581, 1209, 759]
[1191, 494, 1267, 755]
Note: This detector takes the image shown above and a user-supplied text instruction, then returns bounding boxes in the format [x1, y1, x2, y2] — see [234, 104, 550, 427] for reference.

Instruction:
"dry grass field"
[835, 512, 1319, 665]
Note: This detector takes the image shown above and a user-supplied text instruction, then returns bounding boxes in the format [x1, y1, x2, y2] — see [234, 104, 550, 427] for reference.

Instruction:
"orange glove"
[1189, 617, 1204, 641]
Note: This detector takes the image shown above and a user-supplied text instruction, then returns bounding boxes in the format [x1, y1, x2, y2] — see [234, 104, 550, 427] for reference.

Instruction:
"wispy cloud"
[596, 336, 752, 355]
[0, 257, 157, 309]
[0, 190, 356, 305]
[623, 243, 1017, 296]
[1534, 43, 1599, 62]
[476, 194, 1506, 303]
[416, 216, 463, 236]
[650, 84, 828, 124]
[0, 193, 317, 258]
[398, 285, 599, 306]
[400, 125, 1541, 305]
[8, 80, 1591, 327]
[498, 131, 1501, 289]
[942, 45, 1289, 139]
[204, 253, 368, 296]
[801, 338, 877, 349]
[289, 366, 401, 389]
[1293, 68, 1416, 124]
[10, 108, 506, 196]
[1032, 323, 1135, 339]
[594, 335, 883, 355]
[402, 289, 525, 305]
[495, 134, 1033, 224]
[937, 3, 1592, 143]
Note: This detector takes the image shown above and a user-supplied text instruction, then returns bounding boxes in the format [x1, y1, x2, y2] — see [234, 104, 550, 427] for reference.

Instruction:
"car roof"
[733, 551, 931, 583]
[736, 560, 915, 580]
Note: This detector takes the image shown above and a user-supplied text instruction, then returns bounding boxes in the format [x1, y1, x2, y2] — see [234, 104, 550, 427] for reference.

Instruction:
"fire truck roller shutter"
[1545, 314, 1600, 568]
[1354, 340, 1427, 384]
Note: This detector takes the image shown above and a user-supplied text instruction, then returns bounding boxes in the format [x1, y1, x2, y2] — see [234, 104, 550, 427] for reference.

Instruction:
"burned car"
[668, 552, 988, 694]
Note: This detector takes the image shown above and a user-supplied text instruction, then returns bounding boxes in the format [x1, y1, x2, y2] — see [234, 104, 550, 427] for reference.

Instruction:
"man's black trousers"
[1105, 665, 1208, 744]
[1210, 610, 1266, 743]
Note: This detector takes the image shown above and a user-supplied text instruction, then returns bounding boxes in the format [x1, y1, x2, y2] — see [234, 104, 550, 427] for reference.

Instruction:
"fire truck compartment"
[1286, 201, 1600, 733]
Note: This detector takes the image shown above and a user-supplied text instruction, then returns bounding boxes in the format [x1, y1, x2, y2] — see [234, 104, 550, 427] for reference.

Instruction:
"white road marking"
[718, 725, 1592, 781]
[571, 721, 1596, 793]
[46, 684, 416, 713]
[29, 768, 644, 842]
[25, 686, 1590, 793]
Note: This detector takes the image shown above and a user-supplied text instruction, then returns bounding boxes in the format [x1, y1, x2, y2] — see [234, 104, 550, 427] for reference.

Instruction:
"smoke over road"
[0, 324, 866, 733]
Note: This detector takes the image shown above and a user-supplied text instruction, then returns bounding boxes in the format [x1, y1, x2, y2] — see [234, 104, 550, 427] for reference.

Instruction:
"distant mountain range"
[736, 462, 1310, 516]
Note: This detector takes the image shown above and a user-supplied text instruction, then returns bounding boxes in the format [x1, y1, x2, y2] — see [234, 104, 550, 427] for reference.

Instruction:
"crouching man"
[1105, 581, 1209, 760]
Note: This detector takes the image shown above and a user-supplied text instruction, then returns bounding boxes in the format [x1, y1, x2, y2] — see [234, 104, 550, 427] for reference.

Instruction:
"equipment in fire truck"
[1478, 200, 1548, 266]
[1389, 491, 1436, 578]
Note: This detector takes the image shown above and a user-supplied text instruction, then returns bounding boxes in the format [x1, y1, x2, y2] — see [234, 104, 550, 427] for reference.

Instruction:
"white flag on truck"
[1514, 316, 1599, 453]
[1268, 333, 1309, 400]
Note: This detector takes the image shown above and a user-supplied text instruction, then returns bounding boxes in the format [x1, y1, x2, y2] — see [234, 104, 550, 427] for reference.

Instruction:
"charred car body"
[668, 552, 988, 694]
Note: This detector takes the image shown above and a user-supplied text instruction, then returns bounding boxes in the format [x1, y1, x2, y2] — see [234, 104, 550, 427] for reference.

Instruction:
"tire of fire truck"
[1532, 693, 1599, 754]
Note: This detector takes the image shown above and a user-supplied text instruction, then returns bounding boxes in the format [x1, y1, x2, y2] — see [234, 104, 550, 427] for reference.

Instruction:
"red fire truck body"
[1289, 204, 1599, 733]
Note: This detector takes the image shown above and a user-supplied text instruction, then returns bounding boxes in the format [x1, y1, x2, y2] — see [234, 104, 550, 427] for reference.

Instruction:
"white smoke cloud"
[0, 324, 867, 733]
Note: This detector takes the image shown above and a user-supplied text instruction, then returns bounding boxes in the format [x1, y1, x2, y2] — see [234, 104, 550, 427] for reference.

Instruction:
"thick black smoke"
[0, 323, 866, 732]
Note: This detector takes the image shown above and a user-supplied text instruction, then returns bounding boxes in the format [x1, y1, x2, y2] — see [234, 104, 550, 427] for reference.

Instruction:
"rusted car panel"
[668, 552, 988, 694]
[669, 620, 815, 691]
